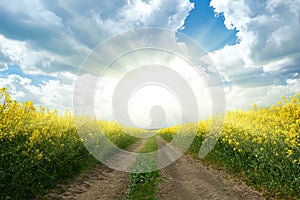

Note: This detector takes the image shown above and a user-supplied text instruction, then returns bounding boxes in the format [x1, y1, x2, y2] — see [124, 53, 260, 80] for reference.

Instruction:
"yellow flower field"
[160, 93, 300, 199]
[0, 88, 138, 199]
[1, 87, 299, 199]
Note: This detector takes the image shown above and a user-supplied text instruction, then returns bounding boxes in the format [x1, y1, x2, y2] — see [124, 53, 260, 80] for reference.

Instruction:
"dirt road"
[45, 137, 263, 200]
[156, 138, 264, 200]
[45, 139, 147, 200]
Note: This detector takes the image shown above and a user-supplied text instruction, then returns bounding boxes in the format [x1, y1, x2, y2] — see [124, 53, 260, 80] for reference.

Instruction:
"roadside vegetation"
[123, 136, 159, 200]
[0, 88, 139, 199]
[160, 93, 300, 199]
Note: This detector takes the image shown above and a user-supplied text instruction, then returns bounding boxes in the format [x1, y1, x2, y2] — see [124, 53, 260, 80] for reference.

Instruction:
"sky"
[0, 0, 300, 127]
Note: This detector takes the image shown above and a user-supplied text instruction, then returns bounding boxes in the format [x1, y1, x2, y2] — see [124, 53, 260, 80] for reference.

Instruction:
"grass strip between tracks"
[122, 136, 159, 200]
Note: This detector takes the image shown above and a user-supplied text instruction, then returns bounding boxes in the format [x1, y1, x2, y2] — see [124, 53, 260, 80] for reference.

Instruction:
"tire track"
[156, 137, 264, 200]
[45, 139, 147, 200]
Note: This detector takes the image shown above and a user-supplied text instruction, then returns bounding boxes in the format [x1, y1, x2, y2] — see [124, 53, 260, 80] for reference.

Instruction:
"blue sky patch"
[180, 0, 238, 52]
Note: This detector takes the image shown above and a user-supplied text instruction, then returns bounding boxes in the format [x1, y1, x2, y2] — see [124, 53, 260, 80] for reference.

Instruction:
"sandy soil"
[44, 139, 147, 200]
[156, 138, 264, 200]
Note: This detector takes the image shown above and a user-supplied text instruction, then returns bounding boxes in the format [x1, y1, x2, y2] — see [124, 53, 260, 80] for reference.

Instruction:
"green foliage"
[124, 137, 160, 200]
[159, 94, 300, 199]
[187, 135, 300, 199]
[0, 88, 140, 199]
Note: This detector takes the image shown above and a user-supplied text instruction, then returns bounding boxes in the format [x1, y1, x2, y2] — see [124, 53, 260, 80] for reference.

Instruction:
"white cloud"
[0, 62, 8, 71]
[262, 57, 295, 73]
[120, 0, 194, 30]
[0, 74, 73, 112]
[0, 0, 194, 75]
[0, 34, 55, 75]
[209, 0, 300, 109]
[210, 0, 300, 66]
[0, 0, 194, 115]
[225, 77, 300, 110]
